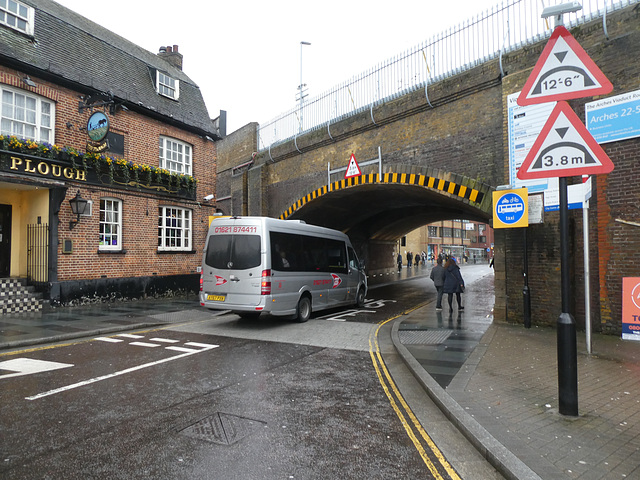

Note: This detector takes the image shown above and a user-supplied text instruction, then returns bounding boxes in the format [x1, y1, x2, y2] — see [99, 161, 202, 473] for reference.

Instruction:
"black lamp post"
[68, 190, 89, 230]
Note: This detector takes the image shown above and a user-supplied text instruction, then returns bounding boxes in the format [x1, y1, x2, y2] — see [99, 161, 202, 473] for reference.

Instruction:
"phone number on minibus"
[214, 225, 258, 234]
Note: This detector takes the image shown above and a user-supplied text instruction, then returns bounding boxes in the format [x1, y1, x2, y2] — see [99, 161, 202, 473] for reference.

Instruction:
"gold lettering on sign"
[24, 159, 36, 173]
[37, 162, 50, 175]
[5, 154, 87, 183]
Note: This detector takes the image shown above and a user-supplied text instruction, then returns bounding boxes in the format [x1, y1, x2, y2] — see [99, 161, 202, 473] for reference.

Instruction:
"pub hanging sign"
[86, 111, 109, 154]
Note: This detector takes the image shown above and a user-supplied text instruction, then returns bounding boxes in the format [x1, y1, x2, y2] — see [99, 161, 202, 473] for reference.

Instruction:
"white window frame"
[156, 71, 179, 100]
[158, 206, 191, 251]
[0, 0, 34, 35]
[159, 136, 192, 175]
[1, 85, 54, 143]
[99, 198, 122, 251]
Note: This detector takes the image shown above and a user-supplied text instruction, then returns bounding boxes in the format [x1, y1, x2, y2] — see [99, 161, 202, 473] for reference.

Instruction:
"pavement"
[2, 265, 640, 480]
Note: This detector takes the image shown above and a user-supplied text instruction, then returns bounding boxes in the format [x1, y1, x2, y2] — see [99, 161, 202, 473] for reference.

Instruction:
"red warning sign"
[517, 25, 612, 106]
[517, 101, 614, 179]
[344, 153, 362, 179]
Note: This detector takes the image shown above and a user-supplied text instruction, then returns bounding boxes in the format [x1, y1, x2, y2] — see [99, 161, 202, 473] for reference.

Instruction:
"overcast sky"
[55, 0, 501, 134]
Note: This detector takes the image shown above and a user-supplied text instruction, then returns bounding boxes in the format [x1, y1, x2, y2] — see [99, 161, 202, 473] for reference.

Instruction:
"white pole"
[583, 199, 591, 354]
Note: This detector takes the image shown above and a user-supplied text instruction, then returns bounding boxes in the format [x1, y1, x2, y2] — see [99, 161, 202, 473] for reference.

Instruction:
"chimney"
[157, 44, 183, 71]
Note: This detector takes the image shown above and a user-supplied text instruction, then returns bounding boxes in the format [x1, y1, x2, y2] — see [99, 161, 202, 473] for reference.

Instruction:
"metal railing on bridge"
[258, 0, 637, 151]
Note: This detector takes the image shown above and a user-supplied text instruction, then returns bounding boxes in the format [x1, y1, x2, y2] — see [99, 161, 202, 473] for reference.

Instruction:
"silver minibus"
[200, 216, 367, 322]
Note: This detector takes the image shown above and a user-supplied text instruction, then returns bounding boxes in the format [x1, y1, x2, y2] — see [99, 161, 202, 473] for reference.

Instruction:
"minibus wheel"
[295, 295, 311, 323]
[356, 287, 366, 308]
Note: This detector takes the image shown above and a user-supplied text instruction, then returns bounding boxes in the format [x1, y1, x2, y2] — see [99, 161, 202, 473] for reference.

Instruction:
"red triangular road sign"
[517, 101, 614, 180]
[517, 25, 612, 106]
[344, 153, 362, 179]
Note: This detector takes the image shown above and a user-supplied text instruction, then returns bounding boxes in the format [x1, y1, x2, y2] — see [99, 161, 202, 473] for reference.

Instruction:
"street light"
[68, 190, 89, 230]
[298, 41, 311, 133]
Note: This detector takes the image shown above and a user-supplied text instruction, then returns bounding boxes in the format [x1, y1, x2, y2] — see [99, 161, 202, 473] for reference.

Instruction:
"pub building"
[0, 0, 224, 312]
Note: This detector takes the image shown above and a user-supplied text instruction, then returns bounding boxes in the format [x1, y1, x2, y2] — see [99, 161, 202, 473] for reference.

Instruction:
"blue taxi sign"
[493, 188, 529, 229]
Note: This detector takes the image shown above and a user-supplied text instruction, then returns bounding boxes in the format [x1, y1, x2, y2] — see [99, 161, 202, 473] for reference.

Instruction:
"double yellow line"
[369, 310, 461, 480]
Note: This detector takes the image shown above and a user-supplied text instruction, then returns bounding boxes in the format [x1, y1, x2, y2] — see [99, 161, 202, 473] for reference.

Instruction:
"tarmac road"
[0, 264, 501, 479]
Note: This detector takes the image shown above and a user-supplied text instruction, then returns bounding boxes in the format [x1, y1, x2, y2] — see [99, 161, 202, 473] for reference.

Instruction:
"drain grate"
[179, 412, 265, 445]
[399, 330, 452, 345]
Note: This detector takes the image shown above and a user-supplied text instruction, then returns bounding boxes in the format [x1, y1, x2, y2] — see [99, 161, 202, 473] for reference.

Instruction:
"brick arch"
[279, 169, 494, 220]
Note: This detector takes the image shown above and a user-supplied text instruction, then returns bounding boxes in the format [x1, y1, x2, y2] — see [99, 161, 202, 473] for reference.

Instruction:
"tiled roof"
[0, 0, 220, 139]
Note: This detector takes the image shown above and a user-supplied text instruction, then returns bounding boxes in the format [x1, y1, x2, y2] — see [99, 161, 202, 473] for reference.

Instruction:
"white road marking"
[94, 337, 123, 343]
[116, 334, 145, 339]
[25, 344, 220, 401]
[0, 358, 74, 380]
[184, 342, 218, 348]
[150, 338, 180, 343]
[129, 342, 161, 348]
[165, 346, 200, 353]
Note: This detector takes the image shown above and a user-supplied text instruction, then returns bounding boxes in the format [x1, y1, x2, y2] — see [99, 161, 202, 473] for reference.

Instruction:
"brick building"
[401, 220, 494, 265]
[0, 0, 223, 310]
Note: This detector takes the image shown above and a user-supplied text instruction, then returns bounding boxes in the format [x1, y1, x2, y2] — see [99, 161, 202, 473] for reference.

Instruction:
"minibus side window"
[348, 246, 359, 270]
[270, 231, 303, 271]
[326, 239, 347, 273]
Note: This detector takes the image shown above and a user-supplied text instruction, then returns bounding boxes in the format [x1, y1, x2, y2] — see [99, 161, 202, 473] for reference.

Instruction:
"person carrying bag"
[443, 257, 465, 311]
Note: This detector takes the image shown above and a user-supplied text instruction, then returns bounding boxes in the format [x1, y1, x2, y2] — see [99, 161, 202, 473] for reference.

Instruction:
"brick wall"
[220, 5, 640, 333]
[1, 66, 217, 300]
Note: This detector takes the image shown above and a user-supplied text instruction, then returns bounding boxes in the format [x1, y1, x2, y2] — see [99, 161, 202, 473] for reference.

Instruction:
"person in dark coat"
[406, 251, 413, 268]
[397, 253, 403, 273]
[429, 258, 446, 310]
[443, 257, 465, 311]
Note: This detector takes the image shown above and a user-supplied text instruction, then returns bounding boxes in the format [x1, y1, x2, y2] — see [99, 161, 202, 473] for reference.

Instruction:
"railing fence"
[258, 0, 637, 151]
[27, 223, 49, 287]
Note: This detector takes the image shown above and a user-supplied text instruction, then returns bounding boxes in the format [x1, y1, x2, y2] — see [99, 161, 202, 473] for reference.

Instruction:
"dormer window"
[0, 0, 34, 35]
[156, 71, 179, 100]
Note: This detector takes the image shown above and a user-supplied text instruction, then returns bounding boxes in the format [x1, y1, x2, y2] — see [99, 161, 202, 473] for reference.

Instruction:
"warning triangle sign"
[517, 25, 612, 106]
[344, 153, 362, 179]
[517, 101, 614, 180]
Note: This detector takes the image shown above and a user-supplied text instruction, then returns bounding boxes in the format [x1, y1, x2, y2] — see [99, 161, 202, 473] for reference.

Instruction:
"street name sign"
[517, 101, 614, 180]
[517, 25, 612, 106]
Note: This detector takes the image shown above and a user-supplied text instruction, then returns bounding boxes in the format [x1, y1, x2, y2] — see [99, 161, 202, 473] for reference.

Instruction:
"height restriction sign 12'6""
[517, 25, 612, 106]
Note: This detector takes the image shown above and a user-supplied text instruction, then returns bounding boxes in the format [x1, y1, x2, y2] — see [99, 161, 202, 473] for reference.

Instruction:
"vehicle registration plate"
[207, 294, 226, 302]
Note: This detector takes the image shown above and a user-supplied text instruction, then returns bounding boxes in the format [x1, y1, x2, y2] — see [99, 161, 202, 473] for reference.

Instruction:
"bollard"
[557, 312, 578, 416]
[523, 285, 531, 329]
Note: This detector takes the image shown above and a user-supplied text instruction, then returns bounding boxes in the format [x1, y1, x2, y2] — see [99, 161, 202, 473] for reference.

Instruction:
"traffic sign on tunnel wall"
[517, 25, 612, 106]
[517, 101, 614, 179]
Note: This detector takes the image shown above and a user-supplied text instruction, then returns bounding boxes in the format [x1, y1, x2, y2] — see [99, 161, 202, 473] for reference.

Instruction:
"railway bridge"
[216, 2, 640, 333]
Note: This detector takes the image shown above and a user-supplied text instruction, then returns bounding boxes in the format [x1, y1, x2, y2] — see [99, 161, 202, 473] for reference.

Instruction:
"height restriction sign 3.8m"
[517, 101, 614, 180]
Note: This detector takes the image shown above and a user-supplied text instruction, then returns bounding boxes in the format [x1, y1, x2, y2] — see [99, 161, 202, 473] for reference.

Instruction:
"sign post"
[516, 6, 614, 417]
[493, 188, 532, 327]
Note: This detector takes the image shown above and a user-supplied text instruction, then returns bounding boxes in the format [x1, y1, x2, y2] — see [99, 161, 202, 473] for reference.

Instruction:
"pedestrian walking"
[407, 251, 413, 268]
[397, 253, 403, 273]
[429, 258, 446, 311]
[443, 257, 465, 312]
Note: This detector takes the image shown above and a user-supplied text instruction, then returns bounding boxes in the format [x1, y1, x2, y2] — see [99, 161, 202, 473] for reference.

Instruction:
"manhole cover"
[179, 412, 265, 445]
[399, 330, 452, 345]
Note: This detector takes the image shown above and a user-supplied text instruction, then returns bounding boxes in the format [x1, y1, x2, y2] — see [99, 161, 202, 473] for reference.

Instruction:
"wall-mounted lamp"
[68, 190, 89, 230]
[23, 76, 37, 87]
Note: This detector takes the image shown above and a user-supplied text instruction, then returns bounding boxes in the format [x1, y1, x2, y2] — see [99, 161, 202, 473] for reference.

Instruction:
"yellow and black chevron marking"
[279, 172, 484, 220]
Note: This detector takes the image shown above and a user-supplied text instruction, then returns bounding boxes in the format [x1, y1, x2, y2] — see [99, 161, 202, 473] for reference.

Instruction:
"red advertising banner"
[622, 277, 640, 341]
